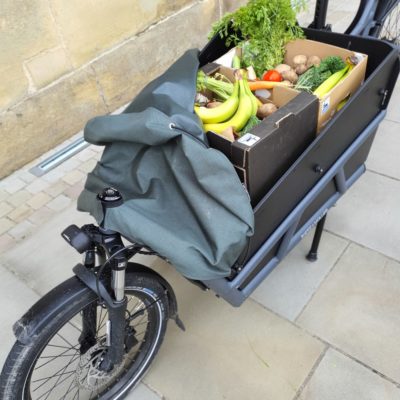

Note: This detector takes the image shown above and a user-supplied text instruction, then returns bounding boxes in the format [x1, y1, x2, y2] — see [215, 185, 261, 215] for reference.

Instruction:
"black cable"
[94, 243, 167, 303]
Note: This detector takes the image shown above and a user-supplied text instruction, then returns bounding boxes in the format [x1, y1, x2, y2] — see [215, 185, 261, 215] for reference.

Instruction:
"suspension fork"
[73, 188, 135, 370]
[77, 228, 132, 371]
[97, 229, 131, 371]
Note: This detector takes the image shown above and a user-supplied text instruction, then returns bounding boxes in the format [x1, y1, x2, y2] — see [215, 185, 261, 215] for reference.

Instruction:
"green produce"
[233, 55, 258, 118]
[196, 70, 233, 100]
[295, 56, 346, 92]
[194, 79, 239, 123]
[313, 65, 349, 98]
[242, 115, 262, 134]
[209, 0, 305, 77]
[204, 72, 254, 135]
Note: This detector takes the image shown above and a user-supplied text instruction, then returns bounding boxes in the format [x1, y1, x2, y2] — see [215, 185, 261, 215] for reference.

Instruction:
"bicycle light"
[61, 224, 92, 253]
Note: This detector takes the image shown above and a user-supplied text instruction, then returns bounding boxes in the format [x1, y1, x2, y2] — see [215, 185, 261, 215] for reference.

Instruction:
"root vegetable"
[281, 69, 298, 83]
[246, 66, 257, 81]
[195, 92, 209, 106]
[293, 55, 307, 66]
[207, 101, 223, 108]
[274, 64, 292, 74]
[295, 64, 308, 75]
[220, 126, 235, 142]
[248, 80, 290, 91]
[257, 103, 278, 119]
[254, 89, 271, 103]
[307, 55, 321, 68]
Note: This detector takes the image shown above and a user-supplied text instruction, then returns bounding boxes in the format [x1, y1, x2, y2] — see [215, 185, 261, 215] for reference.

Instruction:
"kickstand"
[306, 214, 327, 262]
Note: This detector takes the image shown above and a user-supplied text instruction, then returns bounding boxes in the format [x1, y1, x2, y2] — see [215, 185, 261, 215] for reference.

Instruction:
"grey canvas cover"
[77, 49, 254, 280]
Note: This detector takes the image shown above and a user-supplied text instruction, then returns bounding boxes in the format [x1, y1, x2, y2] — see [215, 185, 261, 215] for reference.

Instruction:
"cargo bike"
[0, 1, 399, 399]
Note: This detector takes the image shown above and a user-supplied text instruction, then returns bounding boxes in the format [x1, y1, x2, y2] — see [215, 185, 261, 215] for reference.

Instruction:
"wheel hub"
[75, 342, 124, 391]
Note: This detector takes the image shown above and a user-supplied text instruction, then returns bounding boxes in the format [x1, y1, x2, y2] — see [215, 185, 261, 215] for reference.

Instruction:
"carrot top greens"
[209, 0, 306, 76]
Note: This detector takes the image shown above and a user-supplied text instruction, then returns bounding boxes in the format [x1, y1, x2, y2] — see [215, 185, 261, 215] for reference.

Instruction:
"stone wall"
[0, 0, 246, 179]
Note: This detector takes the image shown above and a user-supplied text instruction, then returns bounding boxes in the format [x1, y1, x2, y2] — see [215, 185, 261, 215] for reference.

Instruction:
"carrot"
[248, 81, 292, 91]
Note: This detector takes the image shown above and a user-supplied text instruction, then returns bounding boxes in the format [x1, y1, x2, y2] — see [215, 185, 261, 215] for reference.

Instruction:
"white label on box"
[354, 52, 365, 63]
[237, 133, 260, 147]
[321, 97, 330, 114]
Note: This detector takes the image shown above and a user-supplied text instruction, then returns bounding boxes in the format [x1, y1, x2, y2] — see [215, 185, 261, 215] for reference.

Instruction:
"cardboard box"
[205, 80, 318, 205]
[284, 39, 368, 131]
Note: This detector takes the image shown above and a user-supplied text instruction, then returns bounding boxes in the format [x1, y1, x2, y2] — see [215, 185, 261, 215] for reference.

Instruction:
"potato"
[281, 69, 298, 83]
[307, 55, 321, 68]
[207, 101, 223, 108]
[220, 126, 235, 142]
[295, 64, 308, 75]
[257, 103, 278, 119]
[274, 64, 292, 74]
[293, 55, 307, 66]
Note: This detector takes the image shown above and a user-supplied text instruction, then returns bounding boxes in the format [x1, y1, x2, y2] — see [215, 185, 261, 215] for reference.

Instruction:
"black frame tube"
[309, 0, 330, 30]
[306, 214, 327, 262]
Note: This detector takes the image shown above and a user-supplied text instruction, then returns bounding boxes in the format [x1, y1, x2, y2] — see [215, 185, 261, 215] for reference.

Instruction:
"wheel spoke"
[26, 289, 162, 399]
[56, 333, 76, 349]
[34, 353, 80, 398]
[35, 345, 79, 370]
[59, 371, 78, 400]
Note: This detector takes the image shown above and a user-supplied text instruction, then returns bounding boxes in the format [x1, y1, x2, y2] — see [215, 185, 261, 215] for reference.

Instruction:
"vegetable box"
[204, 64, 318, 205]
[284, 39, 368, 131]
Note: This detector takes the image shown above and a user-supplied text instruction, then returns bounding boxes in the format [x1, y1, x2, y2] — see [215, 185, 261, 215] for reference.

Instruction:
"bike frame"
[311, 0, 399, 37]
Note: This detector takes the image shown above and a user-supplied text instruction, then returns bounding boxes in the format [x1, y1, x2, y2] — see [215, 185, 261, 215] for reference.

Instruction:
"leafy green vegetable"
[241, 115, 261, 134]
[209, 0, 306, 77]
[197, 70, 233, 101]
[295, 56, 347, 92]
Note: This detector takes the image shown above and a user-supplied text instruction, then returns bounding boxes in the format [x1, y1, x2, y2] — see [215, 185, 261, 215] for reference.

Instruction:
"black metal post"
[306, 214, 327, 262]
[308, 0, 330, 30]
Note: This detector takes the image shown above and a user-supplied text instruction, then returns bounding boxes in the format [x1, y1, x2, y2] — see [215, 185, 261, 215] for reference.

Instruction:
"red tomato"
[262, 70, 282, 82]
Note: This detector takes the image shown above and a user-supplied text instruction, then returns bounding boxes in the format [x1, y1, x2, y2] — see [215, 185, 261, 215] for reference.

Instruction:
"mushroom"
[293, 55, 307, 66]
[306, 55, 321, 68]
[295, 64, 308, 75]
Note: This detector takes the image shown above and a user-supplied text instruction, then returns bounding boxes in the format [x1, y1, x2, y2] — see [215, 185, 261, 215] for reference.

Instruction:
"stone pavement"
[1, 8, 400, 400]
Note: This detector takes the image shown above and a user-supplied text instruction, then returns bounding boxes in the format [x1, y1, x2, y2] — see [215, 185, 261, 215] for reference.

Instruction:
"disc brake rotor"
[75, 343, 125, 391]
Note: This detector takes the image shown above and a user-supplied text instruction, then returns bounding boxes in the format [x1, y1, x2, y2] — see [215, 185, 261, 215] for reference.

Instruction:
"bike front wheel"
[0, 272, 169, 400]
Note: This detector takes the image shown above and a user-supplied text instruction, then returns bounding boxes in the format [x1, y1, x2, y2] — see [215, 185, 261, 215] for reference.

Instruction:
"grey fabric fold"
[77, 49, 254, 280]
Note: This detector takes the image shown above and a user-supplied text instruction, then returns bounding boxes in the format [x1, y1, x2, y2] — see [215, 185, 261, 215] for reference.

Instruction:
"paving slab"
[251, 231, 348, 321]
[299, 349, 400, 400]
[1, 204, 93, 294]
[0, 264, 39, 366]
[144, 259, 325, 400]
[297, 243, 400, 383]
[326, 170, 400, 261]
[367, 119, 400, 181]
[127, 384, 162, 400]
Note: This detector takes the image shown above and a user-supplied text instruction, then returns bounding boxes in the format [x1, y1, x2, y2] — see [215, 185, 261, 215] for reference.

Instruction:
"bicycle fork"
[80, 231, 130, 372]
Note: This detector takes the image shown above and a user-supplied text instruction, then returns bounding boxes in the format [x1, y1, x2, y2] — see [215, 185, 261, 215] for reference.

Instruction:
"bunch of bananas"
[194, 68, 259, 136]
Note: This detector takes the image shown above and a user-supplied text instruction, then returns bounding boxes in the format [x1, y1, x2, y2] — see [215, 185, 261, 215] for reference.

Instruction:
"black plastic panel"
[198, 27, 399, 278]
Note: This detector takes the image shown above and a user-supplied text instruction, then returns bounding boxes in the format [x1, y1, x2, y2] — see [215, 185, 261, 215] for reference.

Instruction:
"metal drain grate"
[29, 137, 89, 177]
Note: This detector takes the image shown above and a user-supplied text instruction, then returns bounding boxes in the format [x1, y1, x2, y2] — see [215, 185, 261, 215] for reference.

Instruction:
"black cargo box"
[199, 27, 399, 292]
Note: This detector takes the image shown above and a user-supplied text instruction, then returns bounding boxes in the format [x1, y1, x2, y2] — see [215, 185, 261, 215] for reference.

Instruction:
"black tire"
[0, 272, 169, 400]
[373, 1, 400, 44]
